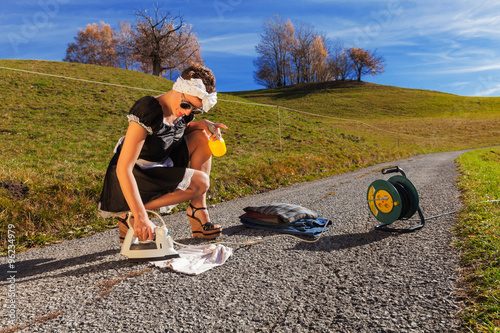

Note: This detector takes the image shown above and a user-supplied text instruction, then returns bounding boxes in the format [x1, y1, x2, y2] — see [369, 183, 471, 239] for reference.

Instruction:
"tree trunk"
[152, 56, 162, 76]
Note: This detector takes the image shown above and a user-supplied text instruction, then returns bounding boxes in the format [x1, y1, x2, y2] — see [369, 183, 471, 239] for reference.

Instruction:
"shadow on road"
[0, 249, 129, 284]
[291, 229, 396, 252]
[223, 224, 397, 252]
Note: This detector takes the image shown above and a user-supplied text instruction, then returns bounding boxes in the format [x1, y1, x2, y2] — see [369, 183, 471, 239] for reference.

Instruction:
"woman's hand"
[204, 121, 228, 141]
[131, 215, 156, 241]
[186, 120, 228, 140]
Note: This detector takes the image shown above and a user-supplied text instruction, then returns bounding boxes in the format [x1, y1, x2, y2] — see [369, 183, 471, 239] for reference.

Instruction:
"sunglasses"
[180, 93, 204, 115]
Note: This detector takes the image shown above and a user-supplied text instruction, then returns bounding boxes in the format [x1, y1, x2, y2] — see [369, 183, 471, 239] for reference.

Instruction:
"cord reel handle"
[382, 166, 406, 178]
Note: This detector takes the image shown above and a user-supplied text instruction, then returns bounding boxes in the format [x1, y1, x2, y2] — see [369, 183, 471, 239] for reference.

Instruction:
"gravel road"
[1, 150, 467, 332]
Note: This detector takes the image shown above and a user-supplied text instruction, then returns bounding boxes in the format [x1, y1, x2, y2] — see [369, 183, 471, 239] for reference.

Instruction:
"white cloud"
[434, 64, 500, 75]
[395, 1, 500, 40]
[447, 81, 470, 88]
[474, 83, 500, 97]
[200, 33, 258, 56]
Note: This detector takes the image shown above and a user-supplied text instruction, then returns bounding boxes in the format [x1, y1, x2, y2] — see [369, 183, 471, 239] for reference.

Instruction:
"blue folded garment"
[240, 216, 332, 238]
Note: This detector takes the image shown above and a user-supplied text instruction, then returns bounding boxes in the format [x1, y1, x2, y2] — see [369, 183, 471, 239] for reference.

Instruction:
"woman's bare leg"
[143, 170, 209, 210]
[184, 128, 220, 227]
[143, 129, 218, 226]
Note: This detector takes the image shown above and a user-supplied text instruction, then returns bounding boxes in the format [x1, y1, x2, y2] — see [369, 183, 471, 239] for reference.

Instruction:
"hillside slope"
[231, 80, 500, 151]
[231, 80, 500, 119]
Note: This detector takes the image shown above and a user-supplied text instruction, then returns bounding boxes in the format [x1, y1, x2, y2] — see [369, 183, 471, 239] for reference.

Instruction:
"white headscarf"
[172, 77, 217, 112]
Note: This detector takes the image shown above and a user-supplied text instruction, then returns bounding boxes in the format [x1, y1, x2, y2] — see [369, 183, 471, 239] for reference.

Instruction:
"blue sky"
[1, 0, 500, 96]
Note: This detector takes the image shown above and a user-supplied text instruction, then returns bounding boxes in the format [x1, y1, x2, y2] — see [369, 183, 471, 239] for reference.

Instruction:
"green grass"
[456, 148, 500, 332]
[0, 59, 499, 256]
[233, 81, 500, 151]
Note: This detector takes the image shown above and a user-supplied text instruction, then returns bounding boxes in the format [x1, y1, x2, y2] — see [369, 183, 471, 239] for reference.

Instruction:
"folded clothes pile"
[239, 203, 332, 238]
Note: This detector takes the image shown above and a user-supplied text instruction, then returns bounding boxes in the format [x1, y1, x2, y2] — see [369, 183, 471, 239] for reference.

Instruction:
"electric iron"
[120, 210, 179, 261]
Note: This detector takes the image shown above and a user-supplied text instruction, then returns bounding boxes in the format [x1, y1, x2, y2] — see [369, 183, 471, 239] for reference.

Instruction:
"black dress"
[99, 96, 194, 217]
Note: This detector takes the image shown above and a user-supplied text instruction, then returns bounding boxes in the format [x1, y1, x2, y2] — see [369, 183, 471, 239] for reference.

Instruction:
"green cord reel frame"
[367, 166, 425, 233]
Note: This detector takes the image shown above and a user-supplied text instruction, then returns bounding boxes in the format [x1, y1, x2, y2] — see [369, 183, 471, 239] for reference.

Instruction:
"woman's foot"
[186, 203, 222, 239]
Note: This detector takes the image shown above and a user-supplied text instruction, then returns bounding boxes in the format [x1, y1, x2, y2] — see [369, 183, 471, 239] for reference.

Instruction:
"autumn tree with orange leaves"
[310, 35, 329, 82]
[347, 47, 385, 82]
[64, 22, 118, 67]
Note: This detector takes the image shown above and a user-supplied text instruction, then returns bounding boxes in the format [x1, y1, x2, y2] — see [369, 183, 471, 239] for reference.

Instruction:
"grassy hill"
[232, 80, 500, 150]
[1, 59, 499, 253]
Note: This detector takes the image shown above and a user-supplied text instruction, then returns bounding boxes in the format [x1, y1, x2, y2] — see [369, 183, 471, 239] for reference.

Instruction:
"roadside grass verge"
[456, 148, 500, 332]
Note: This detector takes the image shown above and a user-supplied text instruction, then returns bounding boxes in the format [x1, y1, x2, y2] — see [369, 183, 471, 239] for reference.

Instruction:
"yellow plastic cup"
[208, 137, 226, 157]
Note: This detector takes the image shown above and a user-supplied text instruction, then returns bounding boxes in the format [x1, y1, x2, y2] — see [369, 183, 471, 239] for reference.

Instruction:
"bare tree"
[328, 39, 352, 81]
[254, 14, 295, 88]
[115, 21, 137, 70]
[133, 5, 203, 76]
[161, 23, 203, 79]
[253, 56, 277, 88]
[291, 23, 314, 84]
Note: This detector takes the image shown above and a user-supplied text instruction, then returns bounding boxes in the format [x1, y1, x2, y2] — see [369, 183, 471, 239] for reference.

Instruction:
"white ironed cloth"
[150, 244, 232, 275]
[172, 77, 217, 112]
